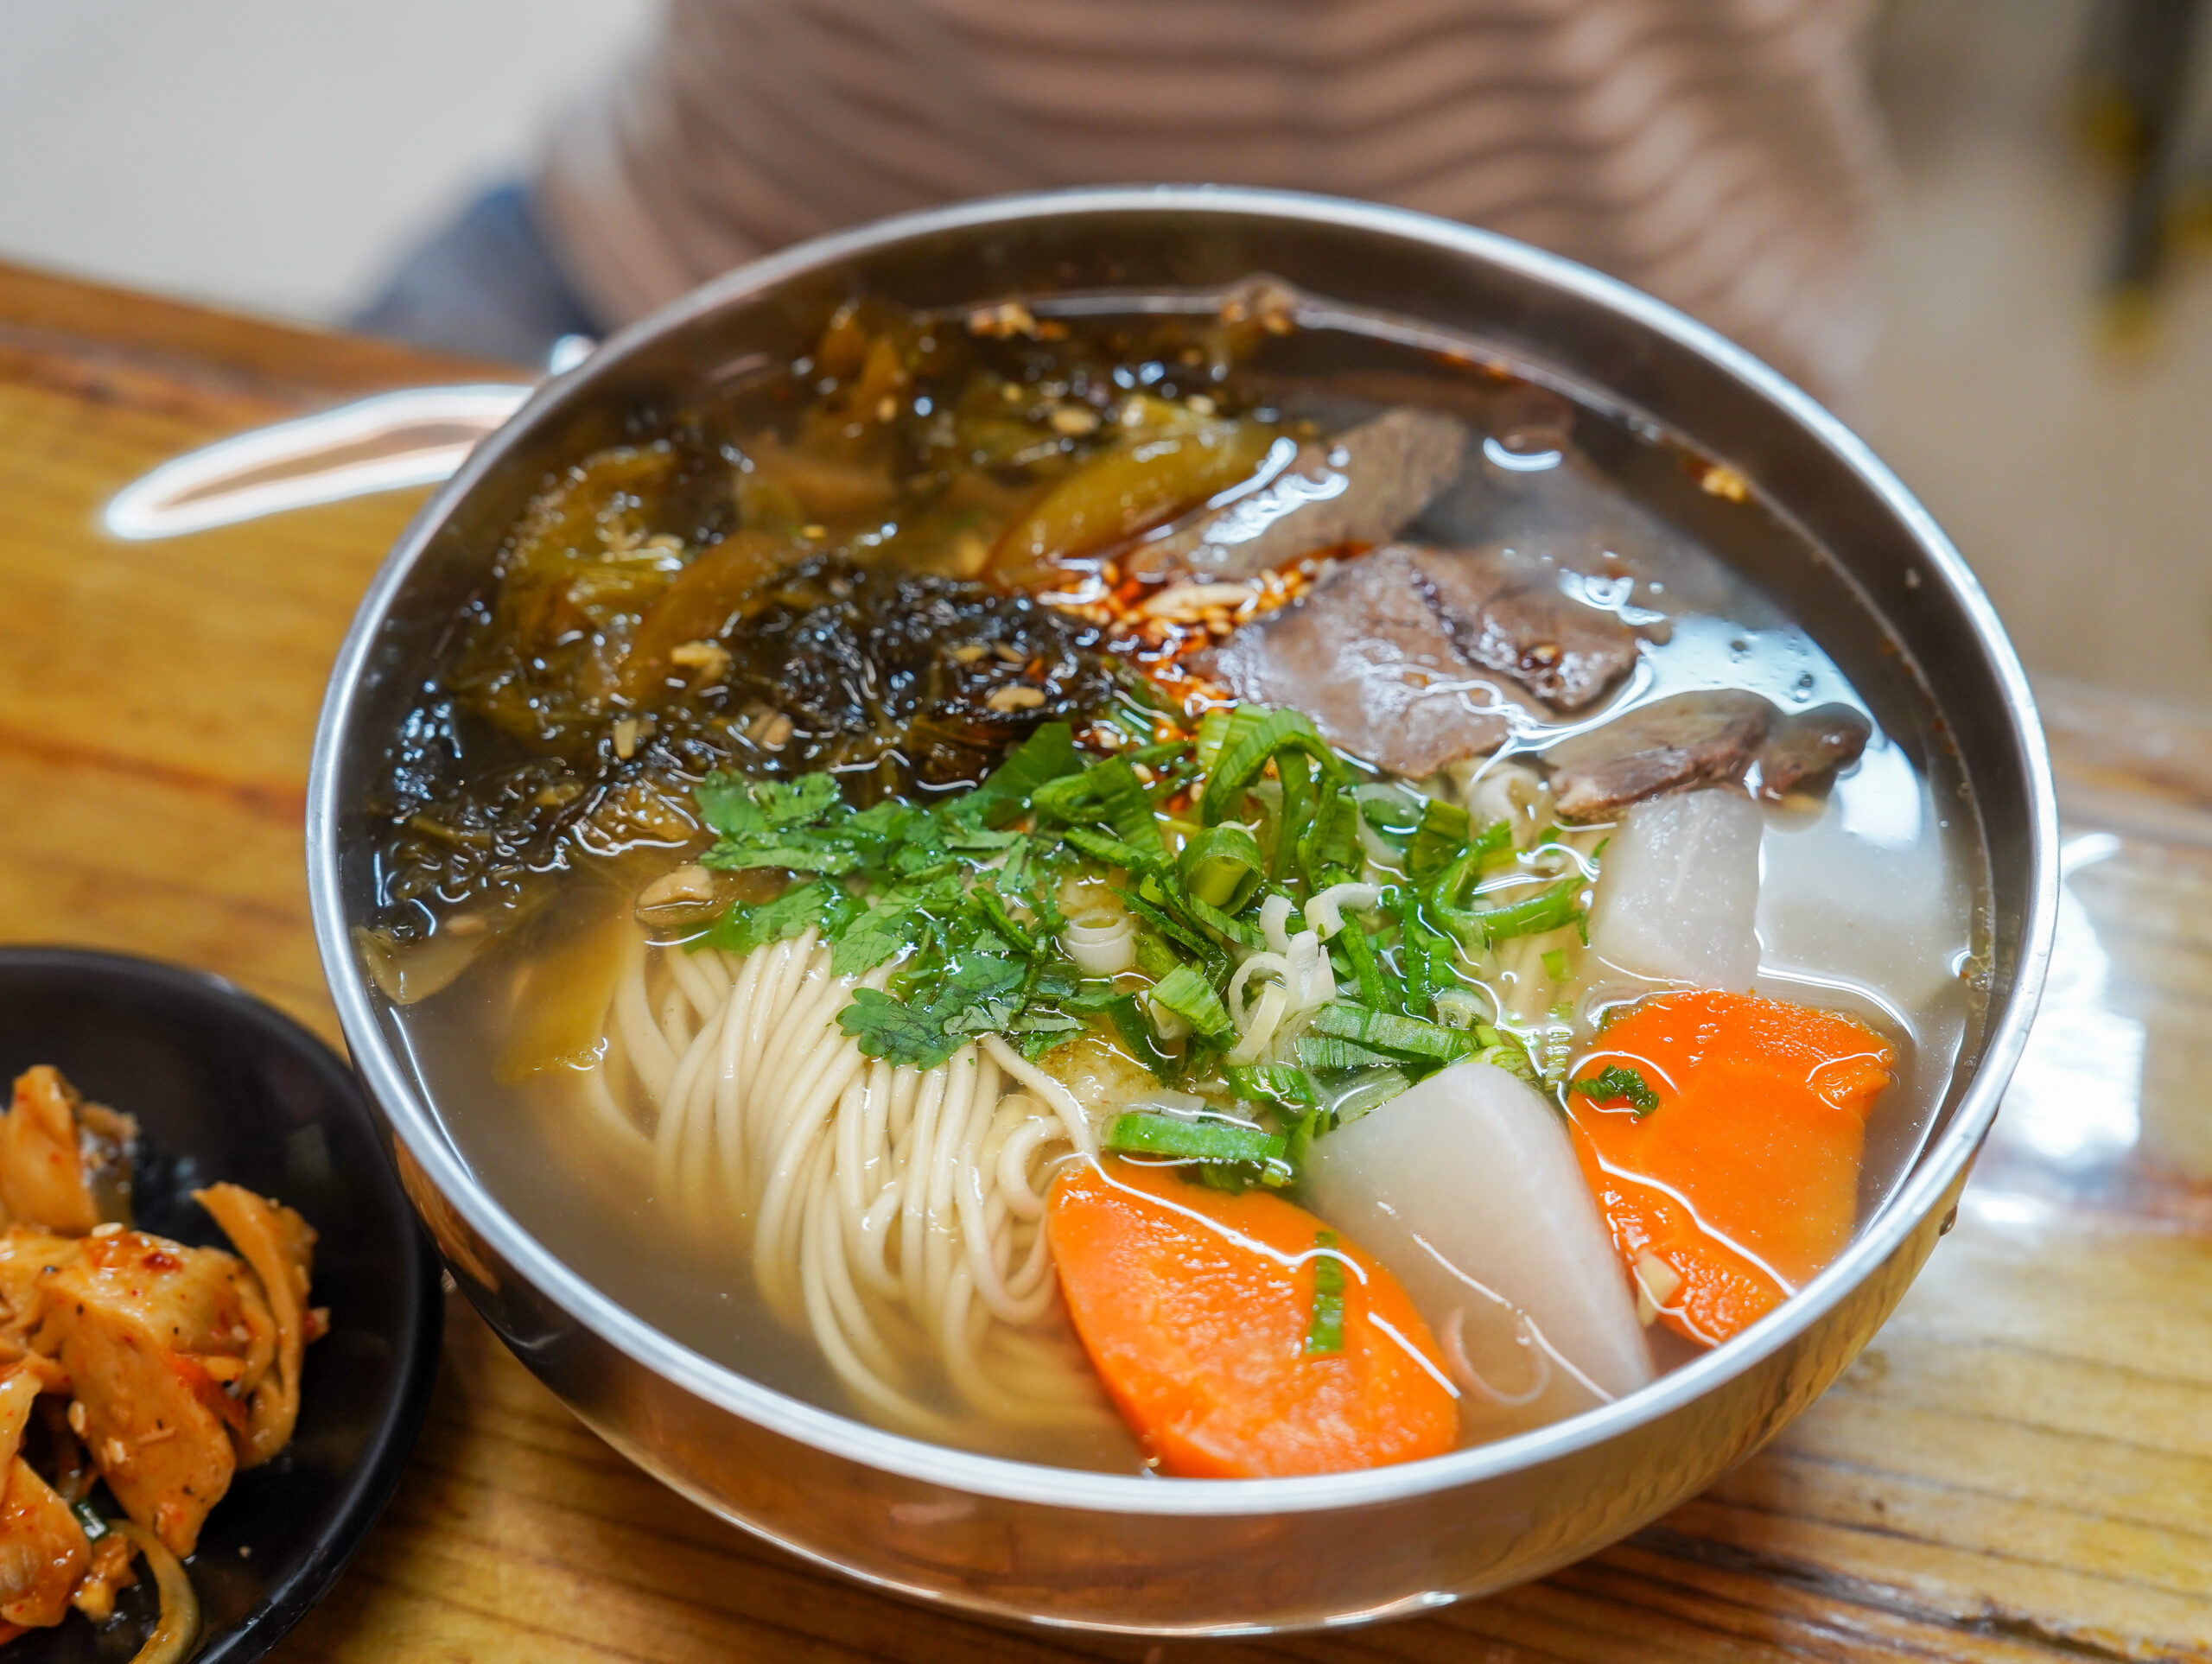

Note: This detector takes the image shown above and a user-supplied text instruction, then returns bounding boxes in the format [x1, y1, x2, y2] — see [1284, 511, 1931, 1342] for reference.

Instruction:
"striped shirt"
[534, 0, 1883, 396]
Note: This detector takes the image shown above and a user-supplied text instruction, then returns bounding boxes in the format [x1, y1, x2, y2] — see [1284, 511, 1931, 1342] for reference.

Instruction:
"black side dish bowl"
[0, 948, 442, 1664]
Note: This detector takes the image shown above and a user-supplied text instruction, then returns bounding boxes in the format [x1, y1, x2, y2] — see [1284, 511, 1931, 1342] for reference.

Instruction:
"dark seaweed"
[365, 558, 1110, 938]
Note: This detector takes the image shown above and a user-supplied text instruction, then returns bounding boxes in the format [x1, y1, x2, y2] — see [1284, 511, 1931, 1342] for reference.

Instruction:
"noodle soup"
[360, 289, 1985, 1477]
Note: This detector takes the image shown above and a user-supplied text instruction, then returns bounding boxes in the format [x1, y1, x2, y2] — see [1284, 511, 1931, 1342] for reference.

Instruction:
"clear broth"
[376, 297, 1989, 1470]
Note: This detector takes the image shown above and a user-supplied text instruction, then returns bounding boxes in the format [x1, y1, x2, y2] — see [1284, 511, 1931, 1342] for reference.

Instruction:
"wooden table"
[5, 260, 2209, 1664]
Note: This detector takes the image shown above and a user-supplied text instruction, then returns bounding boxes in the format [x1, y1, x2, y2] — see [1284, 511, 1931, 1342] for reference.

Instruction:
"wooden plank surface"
[3, 260, 2208, 1664]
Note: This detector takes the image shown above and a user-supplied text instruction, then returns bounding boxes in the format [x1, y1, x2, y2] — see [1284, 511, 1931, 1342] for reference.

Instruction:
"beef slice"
[1755, 703, 1873, 798]
[1128, 407, 1467, 581]
[1209, 545, 1537, 777]
[1414, 543, 1639, 712]
[1543, 689, 1772, 821]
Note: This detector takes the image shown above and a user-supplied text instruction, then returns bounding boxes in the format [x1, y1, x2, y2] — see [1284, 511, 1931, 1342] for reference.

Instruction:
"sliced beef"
[1128, 407, 1467, 581]
[1208, 545, 1532, 777]
[1755, 703, 1873, 798]
[1414, 544, 1640, 712]
[1544, 690, 1772, 821]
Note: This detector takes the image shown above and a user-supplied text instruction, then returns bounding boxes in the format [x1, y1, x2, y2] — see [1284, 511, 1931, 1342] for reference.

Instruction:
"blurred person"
[359, 0, 1883, 397]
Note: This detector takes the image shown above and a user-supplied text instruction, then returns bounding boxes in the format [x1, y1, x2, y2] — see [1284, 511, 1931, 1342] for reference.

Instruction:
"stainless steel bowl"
[307, 187, 2057, 1635]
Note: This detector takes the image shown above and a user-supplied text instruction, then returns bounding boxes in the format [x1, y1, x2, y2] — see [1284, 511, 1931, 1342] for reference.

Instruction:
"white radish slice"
[1587, 789, 1762, 991]
[1304, 1061, 1654, 1426]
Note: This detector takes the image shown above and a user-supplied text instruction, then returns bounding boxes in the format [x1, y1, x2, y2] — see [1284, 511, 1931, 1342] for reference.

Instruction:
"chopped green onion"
[1194, 704, 1261, 773]
[1060, 824, 1172, 875]
[1274, 749, 1314, 880]
[1173, 885, 1263, 948]
[1121, 887, 1215, 962]
[1131, 927, 1183, 981]
[1573, 1063, 1661, 1116]
[1150, 962, 1235, 1042]
[1295, 1034, 1401, 1071]
[1284, 1102, 1330, 1172]
[963, 722, 1084, 826]
[1334, 921, 1390, 1011]
[1034, 756, 1166, 857]
[1090, 991, 1179, 1081]
[1446, 877, 1586, 947]
[1328, 1065, 1409, 1126]
[1311, 1002, 1473, 1064]
[1405, 797, 1471, 883]
[1126, 738, 1192, 768]
[1199, 708, 1344, 826]
[1390, 888, 1452, 1019]
[1224, 1064, 1317, 1107]
[1304, 1231, 1346, 1356]
[1357, 793, 1420, 843]
[1105, 1111, 1285, 1165]
[1177, 823, 1265, 911]
[1472, 816, 1516, 867]
[1480, 1034, 1542, 1085]
[1541, 948, 1570, 981]
[1432, 986, 1484, 1029]
[1300, 789, 1362, 886]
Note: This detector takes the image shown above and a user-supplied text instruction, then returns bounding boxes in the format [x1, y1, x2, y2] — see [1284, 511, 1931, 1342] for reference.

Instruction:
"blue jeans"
[353, 185, 600, 368]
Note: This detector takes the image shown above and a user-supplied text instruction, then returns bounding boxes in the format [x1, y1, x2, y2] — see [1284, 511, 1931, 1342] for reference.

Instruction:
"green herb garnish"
[1304, 1230, 1346, 1356]
[1573, 1063, 1662, 1116]
[1149, 963, 1235, 1044]
[1311, 1002, 1473, 1065]
[1222, 1064, 1318, 1107]
[1294, 1034, 1399, 1072]
[688, 695, 1605, 1185]
[1405, 797, 1471, 883]
[1104, 1112, 1285, 1166]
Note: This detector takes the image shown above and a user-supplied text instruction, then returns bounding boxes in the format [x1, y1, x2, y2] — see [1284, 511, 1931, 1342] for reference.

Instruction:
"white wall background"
[0, 0, 653, 324]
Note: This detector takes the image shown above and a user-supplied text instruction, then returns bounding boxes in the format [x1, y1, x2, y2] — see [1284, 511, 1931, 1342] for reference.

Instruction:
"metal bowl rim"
[307, 183, 2059, 1517]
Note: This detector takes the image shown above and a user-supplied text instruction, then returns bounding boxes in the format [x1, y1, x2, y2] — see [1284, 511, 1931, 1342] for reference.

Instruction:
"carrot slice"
[1563, 991, 1895, 1348]
[1046, 1156, 1458, 1477]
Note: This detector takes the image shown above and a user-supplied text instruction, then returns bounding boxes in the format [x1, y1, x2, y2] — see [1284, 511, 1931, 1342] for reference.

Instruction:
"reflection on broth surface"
[361, 286, 1986, 1477]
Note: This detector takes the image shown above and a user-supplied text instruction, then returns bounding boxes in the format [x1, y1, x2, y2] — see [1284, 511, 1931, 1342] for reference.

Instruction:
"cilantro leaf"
[838, 989, 957, 1068]
[830, 898, 935, 975]
[703, 836, 862, 875]
[754, 772, 844, 827]
[698, 769, 843, 838]
[702, 880, 858, 955]
[931, 953, 1028, 1035]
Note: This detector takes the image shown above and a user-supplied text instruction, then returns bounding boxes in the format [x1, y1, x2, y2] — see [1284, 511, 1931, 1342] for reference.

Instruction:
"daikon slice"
[1588, 789, 1762, 990]
[1305, 1061, 1653, 1429]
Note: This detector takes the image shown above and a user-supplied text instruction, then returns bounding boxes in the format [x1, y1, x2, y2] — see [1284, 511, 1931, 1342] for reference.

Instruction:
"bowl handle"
[104, 381, 536, 541]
